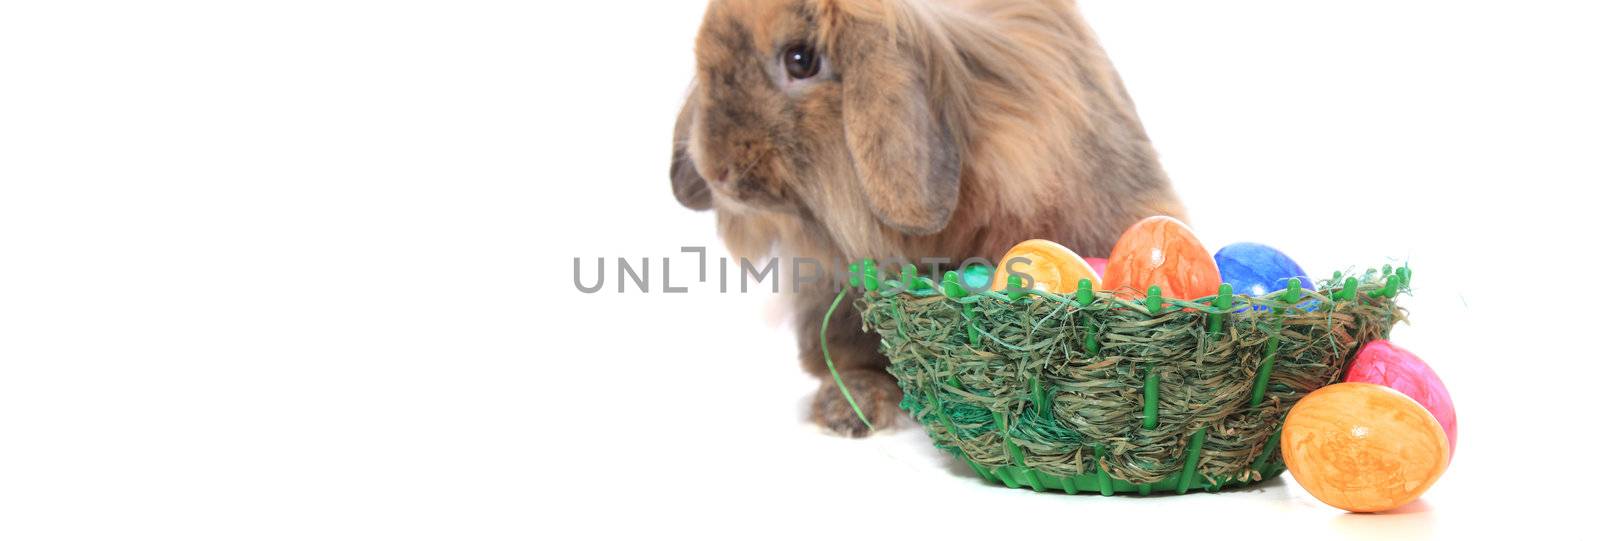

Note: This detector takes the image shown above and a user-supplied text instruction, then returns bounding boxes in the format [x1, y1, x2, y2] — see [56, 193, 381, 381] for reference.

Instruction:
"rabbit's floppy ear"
[827, 3, 961, 235]
[670, 95, 713, 211]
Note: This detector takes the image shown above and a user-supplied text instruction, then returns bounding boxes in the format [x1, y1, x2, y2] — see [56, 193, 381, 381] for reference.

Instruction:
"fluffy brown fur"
[671, 0, 1185, 436]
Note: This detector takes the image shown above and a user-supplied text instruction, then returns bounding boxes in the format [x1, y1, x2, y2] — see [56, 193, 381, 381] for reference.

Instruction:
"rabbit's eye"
[782, 44, 821, 80]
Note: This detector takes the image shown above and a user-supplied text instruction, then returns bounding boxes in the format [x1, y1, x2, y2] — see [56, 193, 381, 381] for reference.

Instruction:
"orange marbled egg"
[992, 239, 1100, 293]
[1101, 216, 1221, 299]
[1281, 383, 1451, 513]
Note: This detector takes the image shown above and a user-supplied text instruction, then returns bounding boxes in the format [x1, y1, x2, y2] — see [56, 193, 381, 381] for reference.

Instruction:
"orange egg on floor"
[1281, 383, 1451, 513]
[992, 239, 1100, 293]
[1101, 216, 1221, 299]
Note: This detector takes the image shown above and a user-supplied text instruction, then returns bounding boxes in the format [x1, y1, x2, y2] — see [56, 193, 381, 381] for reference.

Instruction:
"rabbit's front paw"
[810, 370, 902, 438]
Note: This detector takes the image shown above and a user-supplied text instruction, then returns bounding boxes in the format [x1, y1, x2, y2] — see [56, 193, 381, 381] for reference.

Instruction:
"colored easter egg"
[1084, 257, 1108, 277]
[1101, 216, 1221, 299]
[1214, 242, 1311, 298]
[1345, 340, 1457, 458]
[961, 264, 993, 291]
[1281, 383, 1450, 513]
[992, 239, 1100, 293]
[897, 263, 996, 293]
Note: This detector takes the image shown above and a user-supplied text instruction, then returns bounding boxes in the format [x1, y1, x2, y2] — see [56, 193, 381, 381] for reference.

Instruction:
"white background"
[2, 1, 1597, 539]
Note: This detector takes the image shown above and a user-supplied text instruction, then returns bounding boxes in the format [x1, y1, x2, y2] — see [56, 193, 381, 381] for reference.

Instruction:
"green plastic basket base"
[964, 459, 1287, 495]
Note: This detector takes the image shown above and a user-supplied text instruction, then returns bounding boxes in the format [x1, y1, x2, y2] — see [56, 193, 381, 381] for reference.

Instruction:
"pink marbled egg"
[1345, 340, 1458, 458]
[1084, 257, 1108, 279]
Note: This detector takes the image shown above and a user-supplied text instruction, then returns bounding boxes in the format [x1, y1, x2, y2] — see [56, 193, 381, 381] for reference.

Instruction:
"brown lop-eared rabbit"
[670, 0, 1186, 436]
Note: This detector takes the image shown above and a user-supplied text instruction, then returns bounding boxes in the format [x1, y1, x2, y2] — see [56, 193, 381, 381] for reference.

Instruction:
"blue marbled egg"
[1214, 242, 1311, 303]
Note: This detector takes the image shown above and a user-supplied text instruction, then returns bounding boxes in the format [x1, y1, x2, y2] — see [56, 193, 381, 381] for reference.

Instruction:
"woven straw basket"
[838, 261, 1409, 495]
